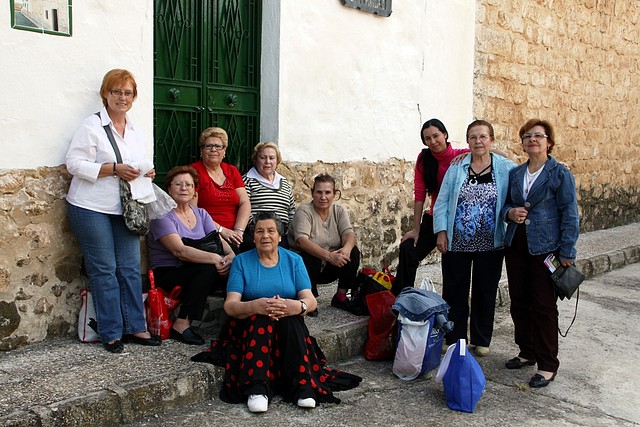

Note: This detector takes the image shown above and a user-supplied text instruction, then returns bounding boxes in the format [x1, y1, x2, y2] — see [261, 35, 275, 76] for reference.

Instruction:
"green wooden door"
[153, 0, 261, 184]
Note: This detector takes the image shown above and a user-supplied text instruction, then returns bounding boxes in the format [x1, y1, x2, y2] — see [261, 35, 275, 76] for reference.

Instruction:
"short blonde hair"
[251, 142, 282, 165]
[199, 127, 228, 146]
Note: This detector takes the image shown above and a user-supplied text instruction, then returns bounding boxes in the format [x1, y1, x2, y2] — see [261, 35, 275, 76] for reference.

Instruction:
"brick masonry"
[1, 1, 639, 347]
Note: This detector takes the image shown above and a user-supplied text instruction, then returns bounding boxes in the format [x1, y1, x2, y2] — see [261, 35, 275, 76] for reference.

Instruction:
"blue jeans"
[67, 202, 147, 342]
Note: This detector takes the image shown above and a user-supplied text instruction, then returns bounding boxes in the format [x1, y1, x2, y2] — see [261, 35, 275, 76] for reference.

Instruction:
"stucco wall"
[265, 0, 476, 162]
[473, 0, 640, 229]
[0, 0, 154, 169]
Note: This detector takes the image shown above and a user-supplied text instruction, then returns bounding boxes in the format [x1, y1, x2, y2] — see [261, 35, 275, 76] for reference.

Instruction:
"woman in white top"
[66, 69, 159, 353]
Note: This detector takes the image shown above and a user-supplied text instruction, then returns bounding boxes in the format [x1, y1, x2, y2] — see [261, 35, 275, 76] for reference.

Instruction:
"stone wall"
[0, 161, 423, 349]
[474, 0, 640, 230]
[0, 167, 84, 350]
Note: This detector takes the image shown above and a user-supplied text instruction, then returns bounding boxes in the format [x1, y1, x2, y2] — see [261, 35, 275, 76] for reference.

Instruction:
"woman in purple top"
[148, 166, 235, 345]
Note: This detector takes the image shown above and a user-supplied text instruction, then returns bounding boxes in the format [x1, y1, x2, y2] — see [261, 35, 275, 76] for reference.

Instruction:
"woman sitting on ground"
[288, 173, 360, 314]
[193, 212, 362, 413]
[148, 166, 235, 345]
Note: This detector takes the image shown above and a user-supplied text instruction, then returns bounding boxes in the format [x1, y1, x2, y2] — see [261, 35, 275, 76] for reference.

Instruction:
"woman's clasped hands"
[255, 295, 291, 320]
[327, 248, 351, 268]
[215, 253, 234, 275]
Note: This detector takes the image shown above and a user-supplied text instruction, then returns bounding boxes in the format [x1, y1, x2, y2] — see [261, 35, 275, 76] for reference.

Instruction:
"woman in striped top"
[240, 142, 296, 251]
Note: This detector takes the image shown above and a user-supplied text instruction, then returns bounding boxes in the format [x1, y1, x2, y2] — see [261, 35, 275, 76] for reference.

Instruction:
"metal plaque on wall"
[341, 0, 392, 17]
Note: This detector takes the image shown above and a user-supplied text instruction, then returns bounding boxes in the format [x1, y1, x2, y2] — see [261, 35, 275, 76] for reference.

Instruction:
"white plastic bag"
[78, 289, 100, 342]
[393, 313, 431, 381]
[416, 277, 436, 292]
[145, 183, 177, 220]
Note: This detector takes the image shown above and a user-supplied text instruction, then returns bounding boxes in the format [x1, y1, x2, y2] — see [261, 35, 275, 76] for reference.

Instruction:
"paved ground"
[1, 223, 639, 426]
[129, 263, 640, 427]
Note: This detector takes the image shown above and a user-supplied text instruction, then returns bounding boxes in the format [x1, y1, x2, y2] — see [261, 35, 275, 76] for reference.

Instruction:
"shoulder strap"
[95, 112, 122, 164]
[558, 289, 579, 337]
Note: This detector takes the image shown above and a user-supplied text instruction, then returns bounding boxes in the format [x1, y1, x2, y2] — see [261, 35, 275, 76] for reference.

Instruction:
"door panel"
[154, 0, 261, 183]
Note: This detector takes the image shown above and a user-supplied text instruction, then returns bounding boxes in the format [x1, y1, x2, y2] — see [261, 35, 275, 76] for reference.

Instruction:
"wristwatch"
[299, 300, 307, 315]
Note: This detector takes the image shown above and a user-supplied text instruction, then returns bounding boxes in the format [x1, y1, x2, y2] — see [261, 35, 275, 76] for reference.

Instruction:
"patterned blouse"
[451, 170, 498, 252]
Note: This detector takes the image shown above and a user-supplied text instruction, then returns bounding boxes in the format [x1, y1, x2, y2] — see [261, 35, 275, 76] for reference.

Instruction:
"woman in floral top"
[433, 120, 516, 358]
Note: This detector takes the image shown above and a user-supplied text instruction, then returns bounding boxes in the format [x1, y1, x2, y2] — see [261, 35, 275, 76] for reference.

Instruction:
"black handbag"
[182, 230, 224, 256]
[550, 264, 584, 301]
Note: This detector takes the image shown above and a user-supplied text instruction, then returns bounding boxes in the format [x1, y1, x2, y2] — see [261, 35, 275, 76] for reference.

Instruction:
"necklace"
[524, 166, 544, 194]
[468, 163, 492, 186]
[175, 208, 194, 226]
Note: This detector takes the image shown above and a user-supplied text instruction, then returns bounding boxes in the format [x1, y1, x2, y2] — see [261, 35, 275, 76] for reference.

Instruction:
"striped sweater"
[242, 174, 296, 229]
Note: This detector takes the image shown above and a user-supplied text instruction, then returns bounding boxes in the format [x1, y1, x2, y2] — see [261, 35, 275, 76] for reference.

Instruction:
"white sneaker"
[247, 394, 268, 413]
[297, 397, 316, 409]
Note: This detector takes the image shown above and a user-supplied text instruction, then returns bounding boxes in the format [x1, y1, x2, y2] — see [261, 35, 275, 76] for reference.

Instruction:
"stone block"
[608, 250, 627, 270]
[590, 255, 611, 276]
[624, 246, 640, 264]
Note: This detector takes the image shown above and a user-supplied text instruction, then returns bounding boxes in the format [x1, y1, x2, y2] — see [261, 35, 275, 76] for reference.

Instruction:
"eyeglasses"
[109, 89, 134, 98]
[467, 135, 490, 143]
[522, 133, 548, 142]
[200, 143, 226, 151]
[171, 182, 194, 189]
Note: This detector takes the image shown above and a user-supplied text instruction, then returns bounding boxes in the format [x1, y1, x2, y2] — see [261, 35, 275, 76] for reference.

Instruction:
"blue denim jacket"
[500, 156, 579, 261]
[433, 153, 516, 249]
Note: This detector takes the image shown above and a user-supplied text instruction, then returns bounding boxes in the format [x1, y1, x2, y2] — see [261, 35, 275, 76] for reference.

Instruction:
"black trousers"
[153, 262, 226, 321]
[505, 224, 560, 372]
[393, 212, 437, 295]
[441, 249, 504, 346]
[299, 246, 361, 297]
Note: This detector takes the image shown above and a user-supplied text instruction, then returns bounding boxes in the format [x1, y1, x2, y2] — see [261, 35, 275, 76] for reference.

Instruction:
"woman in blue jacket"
[433, 120, 516, 357]
[501, 119, 579, 388]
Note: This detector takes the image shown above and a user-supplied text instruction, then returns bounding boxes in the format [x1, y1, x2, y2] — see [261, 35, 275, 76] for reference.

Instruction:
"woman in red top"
[191, 127, 251, 252]
[393, 119, 469, 295]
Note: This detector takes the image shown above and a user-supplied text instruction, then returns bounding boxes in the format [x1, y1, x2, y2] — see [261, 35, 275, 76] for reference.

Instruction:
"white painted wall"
[1, 0, 473, 170]
[266, 0, 476, 163]
[0, 0, 154, 170]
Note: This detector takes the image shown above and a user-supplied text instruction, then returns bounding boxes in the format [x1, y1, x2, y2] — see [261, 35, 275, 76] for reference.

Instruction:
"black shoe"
[122, 334, 161, 346]
[307, 308, 319, 317]
[104, 340, 124, 353]
[529, 372, 556, 388]
[331, 295, 353, 312]
[505, 357, 536, 369]
[170, 327, 205, 345]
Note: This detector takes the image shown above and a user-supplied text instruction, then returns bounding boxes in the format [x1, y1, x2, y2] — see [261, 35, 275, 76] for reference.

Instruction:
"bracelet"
[234, 228, 244, 232]
[219, 226, 224, 233]
[113, 163, 117, 177]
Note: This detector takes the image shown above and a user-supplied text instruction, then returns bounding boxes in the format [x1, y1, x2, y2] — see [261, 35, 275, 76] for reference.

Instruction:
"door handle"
[168, 88, 181, 102]
[226, 94, 238, 107]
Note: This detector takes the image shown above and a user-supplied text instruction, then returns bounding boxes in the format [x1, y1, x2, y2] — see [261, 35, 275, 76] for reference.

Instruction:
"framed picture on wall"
[11, 0, 72, 37]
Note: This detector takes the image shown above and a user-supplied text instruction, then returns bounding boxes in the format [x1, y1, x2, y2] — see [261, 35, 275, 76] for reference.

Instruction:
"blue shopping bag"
[435, 339, 486, 413]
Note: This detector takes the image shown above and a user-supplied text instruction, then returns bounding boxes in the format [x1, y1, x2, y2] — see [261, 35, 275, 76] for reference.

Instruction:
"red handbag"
[146, 270, 182, 340]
